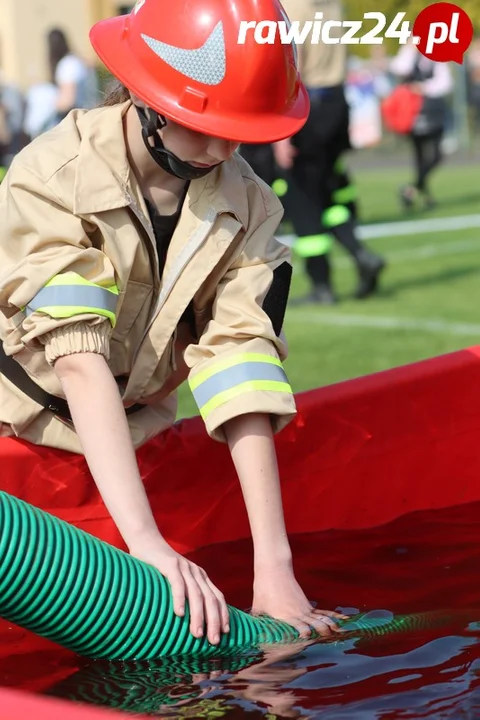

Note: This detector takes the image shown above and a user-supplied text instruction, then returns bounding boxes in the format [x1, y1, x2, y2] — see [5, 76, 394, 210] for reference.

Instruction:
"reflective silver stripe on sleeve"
[192, 361, 289, 409]
[25, 285, 118, 317]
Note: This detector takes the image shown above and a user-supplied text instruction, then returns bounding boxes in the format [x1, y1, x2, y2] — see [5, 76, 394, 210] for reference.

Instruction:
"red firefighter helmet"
[90, 0, 309, 143]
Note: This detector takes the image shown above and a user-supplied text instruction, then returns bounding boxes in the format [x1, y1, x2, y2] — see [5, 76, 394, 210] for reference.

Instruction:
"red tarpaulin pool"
[1, 345, 480, 718]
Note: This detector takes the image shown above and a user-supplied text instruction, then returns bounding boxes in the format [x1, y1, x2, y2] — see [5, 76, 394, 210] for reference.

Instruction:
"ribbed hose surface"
[0, 492, 298, 660]
[0, 492, 463, 663]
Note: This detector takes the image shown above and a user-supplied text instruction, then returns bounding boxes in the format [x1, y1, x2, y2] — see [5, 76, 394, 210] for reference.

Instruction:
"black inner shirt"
[144, 186, 196, 337]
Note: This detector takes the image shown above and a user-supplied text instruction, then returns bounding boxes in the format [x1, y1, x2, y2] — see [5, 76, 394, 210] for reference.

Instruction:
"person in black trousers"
[391, 42, 453, 210]
[243, 0, 386, 305]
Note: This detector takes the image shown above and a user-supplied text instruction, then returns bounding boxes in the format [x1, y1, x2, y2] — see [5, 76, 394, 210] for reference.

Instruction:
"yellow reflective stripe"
[44, 272, 118, 292]
[189, 353, 283, 392]
[198, 381, 292, 420]
[28, 304, 117, 326]
[25, 272, 119, 327]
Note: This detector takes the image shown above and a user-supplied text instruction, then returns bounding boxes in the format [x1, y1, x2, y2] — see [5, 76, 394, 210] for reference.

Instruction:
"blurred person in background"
[0, 71, 26, 178]
[28, 28, 100, 136]
[466, 36, 480, 131]
[390, 40, 453, 210]
[23, 81, 59, 140]
[238, 142, 277, 197]
[368, 46, 395, 101]
[48, 28, 100, 118]
[274, 0, 385, 306]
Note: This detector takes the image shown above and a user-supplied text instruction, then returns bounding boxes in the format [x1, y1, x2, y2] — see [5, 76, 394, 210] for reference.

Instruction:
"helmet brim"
[90, 16, 310, 144]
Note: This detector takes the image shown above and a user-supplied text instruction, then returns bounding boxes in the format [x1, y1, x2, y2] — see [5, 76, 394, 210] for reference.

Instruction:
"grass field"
[177, 159, 480, 419]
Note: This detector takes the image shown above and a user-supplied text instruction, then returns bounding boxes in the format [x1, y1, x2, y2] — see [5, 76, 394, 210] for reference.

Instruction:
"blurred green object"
[294, 233, 333, 258]
[272, 178, 288, 198]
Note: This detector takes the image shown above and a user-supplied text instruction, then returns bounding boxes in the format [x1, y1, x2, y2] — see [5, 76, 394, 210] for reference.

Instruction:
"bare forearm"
[56, 83, 76, 113]
[54, 353, 160, 548]
[224, 413, 292, 570]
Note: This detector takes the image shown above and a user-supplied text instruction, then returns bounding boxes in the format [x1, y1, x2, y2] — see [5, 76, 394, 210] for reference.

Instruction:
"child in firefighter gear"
[277, 0, 386, 305]
[0, 0, 348, 649]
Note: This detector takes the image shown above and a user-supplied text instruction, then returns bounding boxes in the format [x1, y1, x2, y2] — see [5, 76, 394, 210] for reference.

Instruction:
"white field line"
[285, 214, 480, 336]
[336, 237, 480, 268]
[289, 237, 480, 275]
[357, 214, 480, 240]
[279, 213, 480, 248]
[288, 312, 480, 337]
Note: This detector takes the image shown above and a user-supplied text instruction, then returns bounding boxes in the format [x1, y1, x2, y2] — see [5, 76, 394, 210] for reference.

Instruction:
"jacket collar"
[72, 101, 249, 229]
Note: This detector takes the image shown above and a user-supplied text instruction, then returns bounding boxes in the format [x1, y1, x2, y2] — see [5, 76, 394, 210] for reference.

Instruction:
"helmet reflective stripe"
[133, 0, 145, 14]
[141, 22, 226, 86]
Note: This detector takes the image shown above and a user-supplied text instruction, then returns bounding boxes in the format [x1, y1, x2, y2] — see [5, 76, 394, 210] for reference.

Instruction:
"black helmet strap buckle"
[135, 105, 219, 181]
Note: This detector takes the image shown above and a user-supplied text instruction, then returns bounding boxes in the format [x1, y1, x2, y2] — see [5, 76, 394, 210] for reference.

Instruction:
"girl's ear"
[129, 91, 147, 110]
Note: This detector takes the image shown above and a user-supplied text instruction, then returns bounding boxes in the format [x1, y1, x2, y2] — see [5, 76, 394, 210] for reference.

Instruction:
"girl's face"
[160, 118, 240, 168]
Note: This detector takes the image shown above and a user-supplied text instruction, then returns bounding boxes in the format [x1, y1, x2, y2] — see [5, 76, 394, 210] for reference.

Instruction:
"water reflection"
[47, 640, 315, 718]
[46, 624, 480, 719]
[44, 499, 480, 718]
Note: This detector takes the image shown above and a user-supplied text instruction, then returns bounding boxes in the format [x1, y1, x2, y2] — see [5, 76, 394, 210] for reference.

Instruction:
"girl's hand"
[129, 534, 230, 645]
[409, 82, 424, 95]
[252, 565, 349, 639]
[272, 138, 297, 170]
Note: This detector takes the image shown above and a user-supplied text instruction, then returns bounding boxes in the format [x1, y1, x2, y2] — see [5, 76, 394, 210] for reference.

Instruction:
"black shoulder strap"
[0, 342, 71, 417]
[0, 343, 145, 421]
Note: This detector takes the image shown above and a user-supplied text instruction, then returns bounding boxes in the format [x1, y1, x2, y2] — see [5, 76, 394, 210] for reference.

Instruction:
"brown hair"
[99, 79, 131, 107]
[48, 28, 71, 84]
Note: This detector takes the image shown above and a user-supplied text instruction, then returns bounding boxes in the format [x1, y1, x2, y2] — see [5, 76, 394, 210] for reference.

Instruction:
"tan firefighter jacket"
[0, 100, 296, 454]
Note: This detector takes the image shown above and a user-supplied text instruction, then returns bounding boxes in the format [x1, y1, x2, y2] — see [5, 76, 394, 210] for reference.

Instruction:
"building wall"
[0, 0, 133, 90]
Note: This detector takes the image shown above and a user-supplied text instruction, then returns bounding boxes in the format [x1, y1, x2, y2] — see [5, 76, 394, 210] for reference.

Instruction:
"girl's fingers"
[192, 568, 222, 645]
[312, 608, 350, 620]
[290, 620, 316, 640]
[165, 567, 186, 618]
[182, 565, 207, 638]
[205, 577, 230, 633]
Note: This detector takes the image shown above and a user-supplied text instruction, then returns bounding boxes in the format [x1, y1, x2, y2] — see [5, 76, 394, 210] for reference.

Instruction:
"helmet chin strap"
[135, 105, 220, 181]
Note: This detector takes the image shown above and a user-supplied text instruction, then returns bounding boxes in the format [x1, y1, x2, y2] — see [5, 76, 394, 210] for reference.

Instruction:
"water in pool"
[2, 500, 480, 718]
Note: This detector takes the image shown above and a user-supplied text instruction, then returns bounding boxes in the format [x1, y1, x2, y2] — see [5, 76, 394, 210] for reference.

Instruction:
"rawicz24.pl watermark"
[238, 2, 475, 64]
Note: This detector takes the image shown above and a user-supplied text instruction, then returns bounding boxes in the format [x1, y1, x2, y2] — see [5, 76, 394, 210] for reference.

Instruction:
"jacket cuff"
[188, 351, 297, 442]
[205, 394, 297, 443]
[43, 321, 111, 366]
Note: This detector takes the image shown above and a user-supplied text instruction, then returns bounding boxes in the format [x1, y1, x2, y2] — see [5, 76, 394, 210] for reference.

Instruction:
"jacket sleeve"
[0, 161, 119, 366]
[184, 204, 297, 442]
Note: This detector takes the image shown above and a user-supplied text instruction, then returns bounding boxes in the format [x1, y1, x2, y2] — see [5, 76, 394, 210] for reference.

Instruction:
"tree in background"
[344, 0, 479, 58]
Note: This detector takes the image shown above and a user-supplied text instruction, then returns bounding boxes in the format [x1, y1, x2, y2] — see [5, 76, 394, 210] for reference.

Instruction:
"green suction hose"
[0, 491, 298, 660]
[0, 492, 470, 664]
[332, 608, 468, 639]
